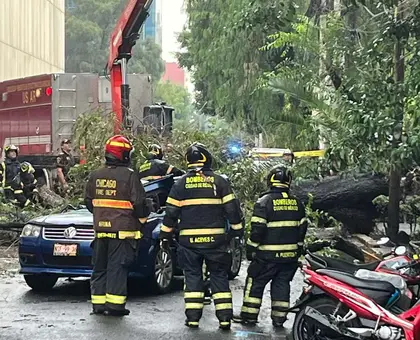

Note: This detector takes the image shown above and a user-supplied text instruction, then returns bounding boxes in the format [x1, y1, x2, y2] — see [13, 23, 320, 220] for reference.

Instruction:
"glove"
[246, 246, 256, 261]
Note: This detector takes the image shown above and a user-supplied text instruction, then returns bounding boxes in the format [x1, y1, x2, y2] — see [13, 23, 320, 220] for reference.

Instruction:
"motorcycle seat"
[308, 253, 380, 273]
[317, 269, 396, 306]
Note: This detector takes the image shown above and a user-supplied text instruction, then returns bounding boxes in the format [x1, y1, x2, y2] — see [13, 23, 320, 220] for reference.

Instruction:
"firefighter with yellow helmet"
[0, 145, 34, 207]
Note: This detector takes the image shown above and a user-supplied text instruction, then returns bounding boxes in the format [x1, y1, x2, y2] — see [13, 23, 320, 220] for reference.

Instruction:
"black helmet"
[185, 142, 212, 169]
[20, 161, 35, 174]
[147, 144, 163, 160]
[4, 144, 19, 158]
[267, 165, 292, 189]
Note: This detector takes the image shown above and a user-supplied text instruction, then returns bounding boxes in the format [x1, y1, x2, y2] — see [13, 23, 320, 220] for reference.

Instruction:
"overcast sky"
[160, 0, 186, 62]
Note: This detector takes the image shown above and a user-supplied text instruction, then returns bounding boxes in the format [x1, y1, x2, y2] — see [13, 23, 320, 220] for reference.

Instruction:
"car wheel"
[150, 246, 174, 294]
[228, 238, 242, 280]
[24, 274, 58, 292]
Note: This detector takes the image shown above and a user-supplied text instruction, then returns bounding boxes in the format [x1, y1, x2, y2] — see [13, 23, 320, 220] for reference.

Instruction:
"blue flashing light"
[230, 145, 240, 153]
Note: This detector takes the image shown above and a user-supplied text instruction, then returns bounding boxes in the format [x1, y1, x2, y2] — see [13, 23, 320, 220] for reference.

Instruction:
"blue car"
[19, 176, 243, 293]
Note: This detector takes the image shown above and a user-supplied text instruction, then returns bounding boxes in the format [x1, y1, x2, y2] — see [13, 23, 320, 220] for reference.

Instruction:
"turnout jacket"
[247, 188, 307, 263]
[138, 159, 184, 181]
[0, 159, 21, 188]
[85, 165, 149, 239]
[160, 170, 243, 249]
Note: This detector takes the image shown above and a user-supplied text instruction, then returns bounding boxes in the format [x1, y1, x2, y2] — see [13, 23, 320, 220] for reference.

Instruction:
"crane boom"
[107, 0, 153, 133]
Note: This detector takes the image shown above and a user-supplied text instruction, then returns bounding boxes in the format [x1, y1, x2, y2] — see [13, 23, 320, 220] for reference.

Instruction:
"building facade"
[141, 0, 162, 47]
[0, 0, 65, 82]
[162, 62, 185, 86]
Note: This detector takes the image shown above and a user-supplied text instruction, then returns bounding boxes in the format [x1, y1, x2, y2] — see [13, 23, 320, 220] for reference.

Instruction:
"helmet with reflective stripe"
[147, 144, 163, 160]
[4, 144, 19, 157]
[20, 161, 35, 174]
[185, 142, 212, 169]
[105, 135, 133, 163]
[267, 165, 292, 189]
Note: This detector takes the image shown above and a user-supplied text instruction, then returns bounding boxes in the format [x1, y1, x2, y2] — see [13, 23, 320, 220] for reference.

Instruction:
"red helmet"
[105, 135, 133, 163]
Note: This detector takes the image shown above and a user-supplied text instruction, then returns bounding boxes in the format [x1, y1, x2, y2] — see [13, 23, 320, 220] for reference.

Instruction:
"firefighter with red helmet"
[159, 142, 243, 330]
[138, 143, 184, 181]
[0, 145, 32, 207]
[85, 135, 149, 316]
[234, 165, 307, 328]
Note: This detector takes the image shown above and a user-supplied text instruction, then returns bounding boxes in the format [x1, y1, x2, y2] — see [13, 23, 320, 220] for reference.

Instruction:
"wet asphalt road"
[0, 261, 303, 340]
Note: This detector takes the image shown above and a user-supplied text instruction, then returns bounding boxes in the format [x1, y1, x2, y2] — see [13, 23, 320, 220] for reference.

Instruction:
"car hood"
[29, 209, 93, 226]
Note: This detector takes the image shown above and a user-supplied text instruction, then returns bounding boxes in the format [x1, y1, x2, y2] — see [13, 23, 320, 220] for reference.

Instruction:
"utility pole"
[388, 0, 405, 240]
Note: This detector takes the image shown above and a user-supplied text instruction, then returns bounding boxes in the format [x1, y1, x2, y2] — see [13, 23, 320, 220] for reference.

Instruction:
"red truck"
[0, 73, 154, 187]
[0, 0, 176, 189]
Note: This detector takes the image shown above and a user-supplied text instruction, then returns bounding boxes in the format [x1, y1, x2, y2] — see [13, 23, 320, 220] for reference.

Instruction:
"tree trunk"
[292, 174, 388, 234]
[388, 2, 405, 240]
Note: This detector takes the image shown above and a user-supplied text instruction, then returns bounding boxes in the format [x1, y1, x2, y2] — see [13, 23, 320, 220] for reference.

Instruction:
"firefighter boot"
[219, 321, 231, 330]
[272, 317, 286, 328]
[104, 307, 130, 317]
[91, 305, 105, 315]
[232, 314, 258, 326]
[185, 320, 199, 329]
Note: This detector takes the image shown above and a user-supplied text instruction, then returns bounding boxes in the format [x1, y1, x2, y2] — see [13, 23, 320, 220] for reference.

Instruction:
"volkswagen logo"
[64, 227, 77, 239]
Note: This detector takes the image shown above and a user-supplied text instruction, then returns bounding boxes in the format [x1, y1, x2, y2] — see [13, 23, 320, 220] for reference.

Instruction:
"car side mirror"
[395, 246, 407, 256]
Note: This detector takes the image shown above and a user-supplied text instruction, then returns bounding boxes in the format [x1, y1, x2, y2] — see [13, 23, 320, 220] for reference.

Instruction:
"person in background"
[0, 145, 31, 207]
[56, 139, 75, 195]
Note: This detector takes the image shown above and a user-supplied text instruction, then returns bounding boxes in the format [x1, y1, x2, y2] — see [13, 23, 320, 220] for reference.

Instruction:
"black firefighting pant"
[90, 238, 137, 311]
[240, 259, 298, 323]
[178, 245, 232, 326]
[4, 185, 29, 208]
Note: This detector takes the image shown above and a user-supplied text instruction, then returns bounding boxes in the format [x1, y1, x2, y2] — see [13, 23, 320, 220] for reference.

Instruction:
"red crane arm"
[107, 0, 153, 133]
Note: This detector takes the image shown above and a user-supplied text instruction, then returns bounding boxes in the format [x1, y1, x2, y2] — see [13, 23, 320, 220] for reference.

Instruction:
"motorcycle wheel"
[292, 297, 360, 340]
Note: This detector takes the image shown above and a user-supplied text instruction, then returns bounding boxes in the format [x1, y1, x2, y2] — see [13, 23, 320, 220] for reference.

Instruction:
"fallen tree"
[292, 174, 388, 234]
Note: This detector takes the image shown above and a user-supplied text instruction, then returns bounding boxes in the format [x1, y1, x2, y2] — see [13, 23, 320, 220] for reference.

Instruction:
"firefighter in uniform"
[159, 142, 243, 330]
[138, 144, 184, 181]
[282, 149, 295, 165]
[85, 135, 149, 316]
[56, 139, 75, 195]
[235, 165, 307, 328]
[0, 145, 31, 207]
[20, 162, 39, 202]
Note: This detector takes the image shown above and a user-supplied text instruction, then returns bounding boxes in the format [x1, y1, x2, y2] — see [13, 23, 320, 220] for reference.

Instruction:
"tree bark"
[388, 2, 405, 240]
[292, 174, 388, 234]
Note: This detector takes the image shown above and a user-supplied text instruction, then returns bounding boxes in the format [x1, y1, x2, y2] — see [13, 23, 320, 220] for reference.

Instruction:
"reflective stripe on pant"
[178, 245, 232, 323]
[4, 187, 29, 208]
[90, 238, 136, 310]
[240, 260, 298, 322]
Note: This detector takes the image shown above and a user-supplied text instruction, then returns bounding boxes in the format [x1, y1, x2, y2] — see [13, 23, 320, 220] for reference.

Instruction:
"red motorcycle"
[292, 255, 420, 340]
[305, 243, 420, 312]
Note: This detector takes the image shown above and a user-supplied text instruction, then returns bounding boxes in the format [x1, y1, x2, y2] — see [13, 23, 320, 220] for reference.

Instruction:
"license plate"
[53, 243, 78, 256]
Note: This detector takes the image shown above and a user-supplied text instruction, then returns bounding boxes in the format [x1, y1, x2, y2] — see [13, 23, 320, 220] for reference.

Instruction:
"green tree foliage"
[177, 0, 316, 150]
[154, 81, 192, 116]
[266, 1, 420, 236]
[65, 0, 164, 82]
